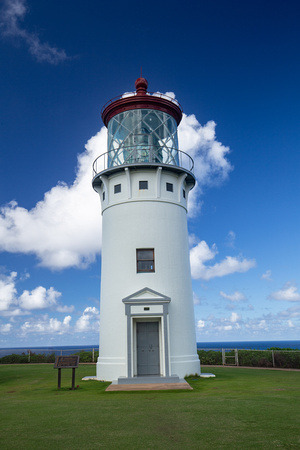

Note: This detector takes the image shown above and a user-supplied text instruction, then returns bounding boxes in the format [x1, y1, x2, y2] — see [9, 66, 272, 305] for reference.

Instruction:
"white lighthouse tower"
[92, 77, 200, 383]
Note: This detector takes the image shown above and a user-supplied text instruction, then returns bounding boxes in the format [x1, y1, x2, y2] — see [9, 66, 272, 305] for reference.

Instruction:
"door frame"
[122, 287, 171, 378]
[136, 320, 160, 376]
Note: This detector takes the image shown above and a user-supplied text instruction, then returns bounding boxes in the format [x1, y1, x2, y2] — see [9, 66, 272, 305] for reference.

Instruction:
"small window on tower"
[136, 249, 155, 273]
[103, 191, 105, 201]
[166, 182, 173, 192]
[183, 189, 186, 199]
[139, 180, 148, 190]
[114, 184, 121, 194]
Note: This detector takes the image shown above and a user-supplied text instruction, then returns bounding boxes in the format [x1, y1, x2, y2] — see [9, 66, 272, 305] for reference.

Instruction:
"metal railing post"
[235, 349, 239, 366]
[222, 349, 225, 365]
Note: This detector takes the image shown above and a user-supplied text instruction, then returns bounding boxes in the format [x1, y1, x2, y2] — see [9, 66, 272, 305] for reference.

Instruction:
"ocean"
[197, 340, 300, 350]
[0, 340, 300, 357]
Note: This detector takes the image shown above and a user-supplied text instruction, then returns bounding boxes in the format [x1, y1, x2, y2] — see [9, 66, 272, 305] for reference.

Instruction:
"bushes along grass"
[0, 350, 99, 364]
[197, 348, 300, 369]
[1, 348, 299, 368]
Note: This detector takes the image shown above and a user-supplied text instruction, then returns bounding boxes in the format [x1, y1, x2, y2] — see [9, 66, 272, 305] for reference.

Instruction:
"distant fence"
[1, 347, 300, 369]
[0, 348, 99, 364]
[197, 348, 300, 369]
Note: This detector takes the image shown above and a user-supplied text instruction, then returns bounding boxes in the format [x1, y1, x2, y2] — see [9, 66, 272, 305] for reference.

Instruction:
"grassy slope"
[0, 365, 299, 449]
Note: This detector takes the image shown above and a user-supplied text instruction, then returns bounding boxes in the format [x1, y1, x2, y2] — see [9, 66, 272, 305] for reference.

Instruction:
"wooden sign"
[54, 355, 79, 369]
[54, 355, 79, 389]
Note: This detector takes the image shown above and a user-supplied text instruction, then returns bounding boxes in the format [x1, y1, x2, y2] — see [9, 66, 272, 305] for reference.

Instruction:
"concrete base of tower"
[96, 356, 126, 382]
[95, 354, 201, 382]
[170, 354, 201, 378]
[116, 375, 181, 385]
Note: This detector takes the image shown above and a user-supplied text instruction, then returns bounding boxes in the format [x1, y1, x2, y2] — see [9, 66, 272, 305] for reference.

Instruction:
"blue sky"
[0, 0, 299, 347]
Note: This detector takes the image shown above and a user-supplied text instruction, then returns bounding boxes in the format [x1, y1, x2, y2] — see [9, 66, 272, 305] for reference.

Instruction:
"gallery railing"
[92, 146, 194, 178]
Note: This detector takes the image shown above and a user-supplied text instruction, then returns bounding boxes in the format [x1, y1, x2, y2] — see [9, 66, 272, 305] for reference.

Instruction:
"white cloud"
[75, 306, 99, 332]
[0, 323, 12, 333]
[257, 319, 267, 330]
[197, 319, 205, 329]
[261, 270, 272, 281]
[19, 286, 61, 310]
[196, 311, 243, 336]
[269, 283, 300, 302]
[15, 305, 99, 337]
[21, 314, 71, 335]
[188, 233, 199, 248]
[196, 305, 300, 341]
[220, 291, 246, 302]
[179, 115, 233, 214]
[244, 308, 300, 335]
[203, 256, 256, 280]
[0, 271, 17, 311]
[56, 304, 75, 313]
[278, 306, 300, 319]
[190, 240, 256, 280]
[0, 308, 29, 317]
[225, 231, 236, 248]
[0, 129, 105, 269]
[190, 240, 218, 279]
[193, 292, 201, 305]
[230, 312, 240, 323]
[0, 271, 71, 315]
[0, 0, 69, 64]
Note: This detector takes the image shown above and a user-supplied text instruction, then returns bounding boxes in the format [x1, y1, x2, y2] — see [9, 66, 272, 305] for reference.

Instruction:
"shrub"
[273, 351, 300, 369]
[74, 350, 99, 362]
[197, 348, 300, 369]
[30, 352, 56, 363]
[0, 350, 99, 364]
[197, 350, 222, 365]
[0, 353, 28, 364]
[238, 350, 273, 367]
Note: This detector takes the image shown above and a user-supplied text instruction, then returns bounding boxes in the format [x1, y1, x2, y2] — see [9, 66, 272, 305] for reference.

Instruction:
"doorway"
[136, 321, 160, 376]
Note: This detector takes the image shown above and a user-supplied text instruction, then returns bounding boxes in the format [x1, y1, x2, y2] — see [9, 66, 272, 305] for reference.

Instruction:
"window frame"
[136, 248, 155, 273]
[166, 182, 173, 192]
[139, 180, 148, 190]
[114, 184, 121, 194]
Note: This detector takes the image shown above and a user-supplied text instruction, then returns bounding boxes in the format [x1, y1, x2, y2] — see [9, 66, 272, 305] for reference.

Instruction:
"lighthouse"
[92, 78, 201, 383]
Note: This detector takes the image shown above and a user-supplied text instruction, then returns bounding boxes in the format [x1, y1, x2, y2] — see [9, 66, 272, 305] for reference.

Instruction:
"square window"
[166, 182, 173, 192]
[139, 180, 148, 190]
[136, 249, 155, 273]
[114, 184, 121, 194]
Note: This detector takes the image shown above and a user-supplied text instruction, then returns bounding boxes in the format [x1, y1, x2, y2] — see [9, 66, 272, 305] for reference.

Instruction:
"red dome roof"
[101, 78, 182, 127]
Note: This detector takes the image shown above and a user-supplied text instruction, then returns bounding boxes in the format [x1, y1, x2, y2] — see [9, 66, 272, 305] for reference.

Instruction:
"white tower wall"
[95, 166, 200, 380]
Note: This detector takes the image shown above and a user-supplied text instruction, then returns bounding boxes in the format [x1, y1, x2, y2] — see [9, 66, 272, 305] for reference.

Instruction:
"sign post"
[54, 356, 79, 390]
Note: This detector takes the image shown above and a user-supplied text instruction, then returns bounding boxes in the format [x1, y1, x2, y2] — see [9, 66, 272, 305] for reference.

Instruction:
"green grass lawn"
[0, 365, 299, 449]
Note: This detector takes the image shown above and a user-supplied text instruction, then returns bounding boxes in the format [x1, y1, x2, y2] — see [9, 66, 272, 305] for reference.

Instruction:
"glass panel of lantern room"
[107, 109, 179, 168]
